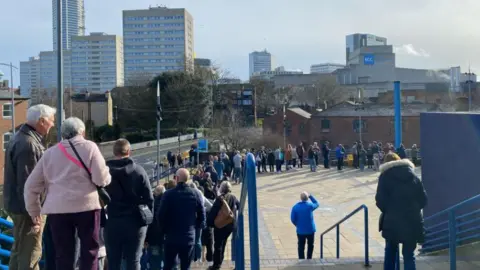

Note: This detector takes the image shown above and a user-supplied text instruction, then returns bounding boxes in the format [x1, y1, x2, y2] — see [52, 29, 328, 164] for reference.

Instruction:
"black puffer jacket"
[375, 159, 428, 244]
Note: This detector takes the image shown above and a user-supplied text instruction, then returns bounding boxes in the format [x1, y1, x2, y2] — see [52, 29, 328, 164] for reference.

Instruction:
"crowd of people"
[4, 104, 239, 270]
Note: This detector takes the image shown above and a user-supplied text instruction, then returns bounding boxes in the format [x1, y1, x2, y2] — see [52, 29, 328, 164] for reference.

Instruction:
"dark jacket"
[296, 145, 304, 157]
[375, 159, 427, 244]
[105, 158, 154, 220]
[4, 124, 45, 214]
[157, 182, 206, 245]
[207, 192, 240, 231]
[267, 152, 275, 165]
[396, 146, 407, 159]
[146, 194, 164, 246]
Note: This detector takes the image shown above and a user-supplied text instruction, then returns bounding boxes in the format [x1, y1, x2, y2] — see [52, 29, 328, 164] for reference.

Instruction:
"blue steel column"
[235, 214, 245, 270]
[394, 81, 402, 148]
[246, 153, 260, 270]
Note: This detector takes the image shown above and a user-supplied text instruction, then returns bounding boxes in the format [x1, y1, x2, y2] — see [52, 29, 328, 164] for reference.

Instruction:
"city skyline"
[1, 0, 480, 85]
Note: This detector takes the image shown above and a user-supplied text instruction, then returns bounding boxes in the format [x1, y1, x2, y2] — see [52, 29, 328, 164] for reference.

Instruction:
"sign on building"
[364, 54, 375, 65]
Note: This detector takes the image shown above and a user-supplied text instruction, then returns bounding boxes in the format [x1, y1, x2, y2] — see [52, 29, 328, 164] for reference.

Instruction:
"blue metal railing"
[0, 217, 14, 270]
[421, 194, 480, 270]
[319, 204, 370, 267]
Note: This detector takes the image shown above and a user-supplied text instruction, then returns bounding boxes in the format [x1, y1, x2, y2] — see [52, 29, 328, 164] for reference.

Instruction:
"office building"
[122, 6, 194, 81]
[20, 57, 41, 98]
[346, 33, 387, 64]
[249, 50, 273, 77]
[310, 63, 345, 74]
[251, 66, 303, 80]
[52, 0, 86, 50]
[194, 58, 212, 68]
[71, 32, 124, 93]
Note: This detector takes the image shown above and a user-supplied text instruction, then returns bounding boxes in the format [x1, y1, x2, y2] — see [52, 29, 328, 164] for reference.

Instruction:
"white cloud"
[394, 44, 431, 58]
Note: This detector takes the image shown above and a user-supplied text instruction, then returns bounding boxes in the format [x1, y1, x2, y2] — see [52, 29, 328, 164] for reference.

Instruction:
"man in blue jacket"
[157, 168, 206, 270]
[290, 192, 320, 260]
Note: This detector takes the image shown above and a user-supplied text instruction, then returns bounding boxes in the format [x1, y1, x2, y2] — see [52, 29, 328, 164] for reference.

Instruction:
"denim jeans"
[148, 245, 164, 270]
[194, 228, 202, 261]
[384, 241, 417, 270]
[309, 158, 316, 172]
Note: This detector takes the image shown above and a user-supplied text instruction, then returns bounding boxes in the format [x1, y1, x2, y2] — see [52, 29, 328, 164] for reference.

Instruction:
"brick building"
[263, 101, 445, 149]
[0, 91, 29, 185]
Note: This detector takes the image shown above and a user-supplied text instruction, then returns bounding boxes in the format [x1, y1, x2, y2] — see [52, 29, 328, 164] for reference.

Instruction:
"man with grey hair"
[290, 191, 319, 260]
[4, 104, 56, 270]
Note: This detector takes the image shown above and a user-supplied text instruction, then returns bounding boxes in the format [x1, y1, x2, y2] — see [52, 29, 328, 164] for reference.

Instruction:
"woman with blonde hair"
[285, 144, 293, 170]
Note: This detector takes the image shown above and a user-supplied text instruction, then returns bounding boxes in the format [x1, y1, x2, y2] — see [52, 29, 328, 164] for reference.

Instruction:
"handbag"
[66, 140, 111, 206]
[116, 165, 153, 226]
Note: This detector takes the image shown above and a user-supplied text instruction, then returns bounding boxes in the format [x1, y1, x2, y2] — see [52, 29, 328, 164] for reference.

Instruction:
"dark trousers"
[323, 155, 329, 168]
[202, 228, 213, 262]
[213, 228, 233, 269]
[412, 157, 418, 166]
[43, 217, 56, 270]
[353, 154, 359, 168]
[314, 154, 319, 166]
[163, 242, 194, 270]
[269, 164, 274, 172]
[297, 233, 314, 259]
[298, 155, 303, 167]
[105, 217, 147, 270]
[337, 157, 344, 170]
[261, 161, 267, 172]
[384, 241, 417, 270]
[275, 160, 282, 172]
[292, 158, 297, 168]
[48, 209, 100, 270]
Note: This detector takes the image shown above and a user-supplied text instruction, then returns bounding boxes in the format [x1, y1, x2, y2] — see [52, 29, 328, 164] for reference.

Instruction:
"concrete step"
[188, 256, 480, 269]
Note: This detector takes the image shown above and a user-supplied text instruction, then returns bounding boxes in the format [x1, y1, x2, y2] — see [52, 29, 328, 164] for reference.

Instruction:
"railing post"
[235, 213, 245, 270]
[395, 249, 400, 270]
[246, 153, 260, 270]
[320, 235, 324, 259]
[363, 206, 370, 266]
[336, 225, 340, 259]
[448, 211, 457, 270]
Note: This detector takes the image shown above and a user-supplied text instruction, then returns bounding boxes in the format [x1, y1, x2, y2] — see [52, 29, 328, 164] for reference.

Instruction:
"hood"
[379, 159, 415, 173]
[379, 159, 417, 183]
[106, 157, 136, 176]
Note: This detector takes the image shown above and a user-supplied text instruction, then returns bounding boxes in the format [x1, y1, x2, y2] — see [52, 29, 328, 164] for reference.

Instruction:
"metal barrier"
[0, 217, 13, 269]
[320, 204, 370, 267]
[421, 194, 480, 270]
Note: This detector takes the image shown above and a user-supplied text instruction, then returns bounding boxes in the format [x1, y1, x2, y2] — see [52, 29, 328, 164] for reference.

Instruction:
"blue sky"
[1, 0, 479, 85]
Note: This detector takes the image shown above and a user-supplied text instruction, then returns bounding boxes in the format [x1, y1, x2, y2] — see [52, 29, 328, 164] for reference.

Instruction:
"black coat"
[207, 193, 240, 231]
[375, 159, 427, 244]
[146, 194, 164, 246]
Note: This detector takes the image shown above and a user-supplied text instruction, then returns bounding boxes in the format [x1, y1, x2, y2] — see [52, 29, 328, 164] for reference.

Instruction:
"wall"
[0, 100, 29, 185]
[71, 101, 110, 127]
[420, 112, 480, 218]
[263, 110, 310, 146]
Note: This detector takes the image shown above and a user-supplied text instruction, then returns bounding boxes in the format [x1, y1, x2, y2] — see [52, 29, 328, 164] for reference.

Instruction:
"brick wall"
[0, 99, 29, 185]
[262, 110, 310, 146]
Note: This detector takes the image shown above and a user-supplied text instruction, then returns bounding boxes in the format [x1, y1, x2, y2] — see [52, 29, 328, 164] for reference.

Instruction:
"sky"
[1, 0, 480, 85]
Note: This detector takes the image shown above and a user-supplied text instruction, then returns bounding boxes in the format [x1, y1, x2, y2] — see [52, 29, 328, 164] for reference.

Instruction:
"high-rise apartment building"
[52, 0, 86, 50]
[122, 6, 194, 81]
[249, 50, 273, 77]
[71, 32, 124, 93]
[20, 57, 41, 98]
[346, 33, 387, 64]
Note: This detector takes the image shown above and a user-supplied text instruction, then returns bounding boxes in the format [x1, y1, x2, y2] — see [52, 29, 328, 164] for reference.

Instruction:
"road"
[130, 140, 195, 177]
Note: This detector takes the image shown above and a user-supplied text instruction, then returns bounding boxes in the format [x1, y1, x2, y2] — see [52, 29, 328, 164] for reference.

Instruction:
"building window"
[321, 119, 330, 132]
[353, 119, 367, 133]
[3, 103, 12, 118]
[3, 132, 12, 151]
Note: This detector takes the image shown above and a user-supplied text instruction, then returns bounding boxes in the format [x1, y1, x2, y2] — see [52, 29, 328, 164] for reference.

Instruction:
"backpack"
[214, 195, 235, 229]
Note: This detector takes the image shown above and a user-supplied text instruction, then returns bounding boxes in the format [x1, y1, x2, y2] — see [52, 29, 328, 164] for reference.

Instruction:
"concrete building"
[272, 73, 334, 89]
[346, 33, 387, 64]
[310, 63, 345, 74]
[52, 0, 86, 50]
[215, 83, 256, 125]
[0, 91, 29, 185]
[20, 57, 41, 98]
[69, 91, 113, 128]
[194, 58, 211, 68]
[251, 66, 303, 80]
[71, 32, 124, 93]
[249, 50, 273, 77]
[122, 6, 194, 80]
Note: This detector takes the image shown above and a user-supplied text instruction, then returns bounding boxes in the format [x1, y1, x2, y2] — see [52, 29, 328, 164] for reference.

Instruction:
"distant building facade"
[310, 63, 345, 74]
[215, 83, 256, 125]
[52, 0, 86, 50]
[249, 50, 273, 77]
[71, 32, 124, 93]
[122, 6, 194, 80]
[251, 66, 303, 80]
[194, 58, 211, 68]
[346, 33, 387, 64]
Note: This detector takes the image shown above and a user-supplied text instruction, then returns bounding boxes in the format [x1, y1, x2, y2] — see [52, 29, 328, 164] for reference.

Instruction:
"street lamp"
[0, 62, 19, 135]
[355, 87, 365, 144]
[464, 71, 476, 111]
[85, 91, 93, 139]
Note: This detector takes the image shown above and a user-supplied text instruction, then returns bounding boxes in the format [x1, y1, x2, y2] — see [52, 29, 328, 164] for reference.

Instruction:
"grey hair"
[153, 185, 165, 196]
[26, 104, 56, 125]
[61, 117, 86, 139]
[219, 181, 232, 195]
[300, 192, 309, 202]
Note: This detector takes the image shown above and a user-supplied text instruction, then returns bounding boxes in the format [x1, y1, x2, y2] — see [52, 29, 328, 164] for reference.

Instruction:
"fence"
[0, 218, 13, 269]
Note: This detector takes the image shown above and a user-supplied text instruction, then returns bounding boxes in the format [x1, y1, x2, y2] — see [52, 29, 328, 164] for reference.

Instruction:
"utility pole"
[355, 87, 365, 144]
[56, 0, 64, 142]
[465, 67, 476, 111]
[156, 81, 162, 179]
[178, 132, 181, 155]
[283, 103, 286, 150]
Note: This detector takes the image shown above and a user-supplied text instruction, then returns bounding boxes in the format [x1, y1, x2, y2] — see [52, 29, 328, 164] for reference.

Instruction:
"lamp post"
[464, 70, 476, 111]
[355, 88, 365, 144]
[0, 62, 19, 135]
[85, 91, 92, 139]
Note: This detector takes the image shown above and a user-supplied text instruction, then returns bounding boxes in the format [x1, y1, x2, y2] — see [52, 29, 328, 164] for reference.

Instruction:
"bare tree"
[289, 77, 348, 108]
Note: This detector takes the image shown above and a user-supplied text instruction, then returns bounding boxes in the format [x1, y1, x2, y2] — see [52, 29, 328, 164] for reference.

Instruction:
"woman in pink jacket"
[24, 117, 111, 270]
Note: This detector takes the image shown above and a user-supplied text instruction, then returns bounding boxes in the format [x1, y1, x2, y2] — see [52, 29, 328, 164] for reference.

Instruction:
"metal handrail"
[422, 194, 480, 270]
[320, 204, 370, 267]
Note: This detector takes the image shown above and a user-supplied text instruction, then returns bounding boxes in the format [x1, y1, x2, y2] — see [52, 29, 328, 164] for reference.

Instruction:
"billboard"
[363, 54, 375, 65]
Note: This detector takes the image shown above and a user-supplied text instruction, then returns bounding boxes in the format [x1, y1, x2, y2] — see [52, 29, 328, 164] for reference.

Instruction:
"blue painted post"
[235, 213, 245, 270]
[363, 206, 370, 266]
[394, 81, 402, 148]
[336, 225, 340, 258]
[231, 227, 236, 261]
[246, 153, 260, 270]
[448, 211, 457, 270]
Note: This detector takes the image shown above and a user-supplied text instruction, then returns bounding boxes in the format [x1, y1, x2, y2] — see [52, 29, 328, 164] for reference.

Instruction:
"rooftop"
[0, 91, 29, 100]
[288, 107, 311, 119]
[71, 92, 109, 102]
